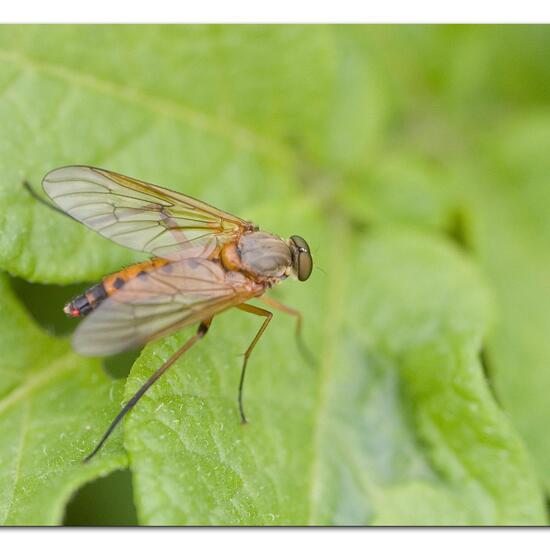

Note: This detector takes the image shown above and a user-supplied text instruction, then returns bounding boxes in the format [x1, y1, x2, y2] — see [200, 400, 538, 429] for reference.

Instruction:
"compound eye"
[297, 249, 313, 281]
[290, 235, 313, 281]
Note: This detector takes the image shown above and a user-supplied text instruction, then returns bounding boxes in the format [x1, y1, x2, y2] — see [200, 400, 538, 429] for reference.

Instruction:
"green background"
[0, 25, 549, 525]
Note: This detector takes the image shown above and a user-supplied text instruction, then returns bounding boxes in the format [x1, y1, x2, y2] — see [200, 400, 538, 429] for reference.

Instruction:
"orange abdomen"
[102, 257, 169, 296]
[64, 257, 170, 318]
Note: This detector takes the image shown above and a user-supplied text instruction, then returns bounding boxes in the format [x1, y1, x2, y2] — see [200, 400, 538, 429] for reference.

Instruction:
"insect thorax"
[237, 231, 292, 279]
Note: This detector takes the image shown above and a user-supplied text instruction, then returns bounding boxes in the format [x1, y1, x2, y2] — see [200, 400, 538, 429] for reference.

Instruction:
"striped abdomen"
[64, 257, 169, 318]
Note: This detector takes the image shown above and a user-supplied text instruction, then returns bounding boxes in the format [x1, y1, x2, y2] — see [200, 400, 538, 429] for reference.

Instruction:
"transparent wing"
[43, 166, 250, 258]
[72, 258, 262, 356]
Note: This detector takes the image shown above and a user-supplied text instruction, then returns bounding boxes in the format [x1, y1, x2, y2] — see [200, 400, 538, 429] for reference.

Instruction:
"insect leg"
[235, 304, 273, 424]
[83, 318, 213, 463]
[259, 295, 316, 368]
[22, 180, 72, 219]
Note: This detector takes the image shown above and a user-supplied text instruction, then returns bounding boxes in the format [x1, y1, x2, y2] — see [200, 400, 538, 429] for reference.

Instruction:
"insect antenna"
[315, 265, 327, 276]
[23, 180, 72, 219]
[83, 319, 212, 463]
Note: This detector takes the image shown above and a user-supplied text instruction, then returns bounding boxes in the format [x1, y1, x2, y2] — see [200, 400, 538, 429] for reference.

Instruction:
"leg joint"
[198, 320, 211, 337]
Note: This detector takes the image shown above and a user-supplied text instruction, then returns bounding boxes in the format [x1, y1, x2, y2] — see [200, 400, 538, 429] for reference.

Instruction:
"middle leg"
[235, 303, 273, 424]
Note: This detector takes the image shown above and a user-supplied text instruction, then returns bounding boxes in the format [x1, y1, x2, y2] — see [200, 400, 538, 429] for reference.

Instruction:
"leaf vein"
[2, 400, 30, 524]
[0, 49, 294, 166]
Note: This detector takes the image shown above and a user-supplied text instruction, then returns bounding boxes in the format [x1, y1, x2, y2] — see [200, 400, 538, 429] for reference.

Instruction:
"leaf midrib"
[1, 400, 30, 524]
[0, 352, 81, 525]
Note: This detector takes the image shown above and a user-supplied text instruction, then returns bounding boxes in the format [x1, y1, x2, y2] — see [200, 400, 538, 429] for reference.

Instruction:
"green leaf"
[124, 225, 544, 525]
[337, 151, 453, 232]
[0, 274, 126, 525]
[456, 111, 550, 492]
[0, 25, 547, 526]
[0, 25, 337, 282]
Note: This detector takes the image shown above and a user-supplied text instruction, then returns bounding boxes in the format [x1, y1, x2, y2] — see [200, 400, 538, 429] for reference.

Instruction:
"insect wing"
[43, 166, 249, 258]
[72, 258, 262, 356]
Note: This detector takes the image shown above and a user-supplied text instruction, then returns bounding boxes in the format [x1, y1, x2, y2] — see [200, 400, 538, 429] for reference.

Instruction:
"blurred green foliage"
[0, 25, 549, 525]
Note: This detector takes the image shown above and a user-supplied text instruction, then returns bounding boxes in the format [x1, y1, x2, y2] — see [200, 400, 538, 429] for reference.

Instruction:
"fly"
[30, 166, 313, 462]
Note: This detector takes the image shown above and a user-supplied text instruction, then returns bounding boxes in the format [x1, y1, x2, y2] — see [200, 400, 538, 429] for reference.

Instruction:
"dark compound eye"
[290, 235, 313, 281]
